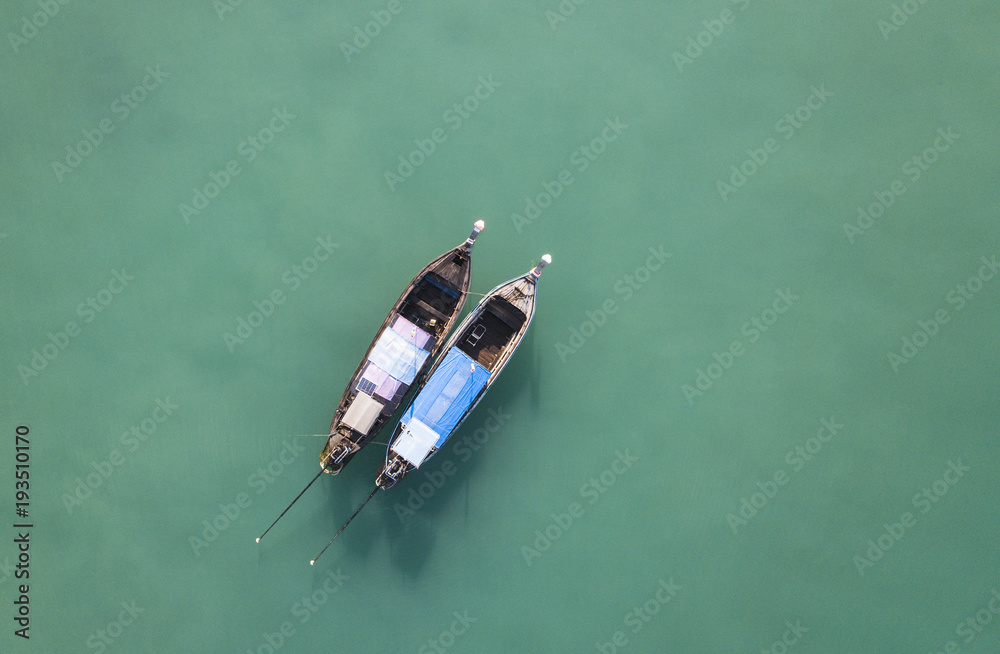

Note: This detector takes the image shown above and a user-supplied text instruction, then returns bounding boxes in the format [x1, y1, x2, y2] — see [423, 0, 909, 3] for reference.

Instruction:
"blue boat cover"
[401, 348, 490, 447]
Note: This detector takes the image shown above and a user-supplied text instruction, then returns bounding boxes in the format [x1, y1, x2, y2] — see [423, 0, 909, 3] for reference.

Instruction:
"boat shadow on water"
[288, 276, 543, 575]
[324, 449, 388, 561]
[379, 334, 539, 579]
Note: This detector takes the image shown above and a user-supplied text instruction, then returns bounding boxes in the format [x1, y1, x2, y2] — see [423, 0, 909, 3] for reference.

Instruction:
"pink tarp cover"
[358, 316, 433, 400]
[391, 315, 431, 349]
[361, 362, 402, 400]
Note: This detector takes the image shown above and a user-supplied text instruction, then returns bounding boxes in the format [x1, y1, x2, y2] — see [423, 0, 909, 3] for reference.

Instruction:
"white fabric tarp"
[390, 418, 440, 467]
[341, 392, 383, 434]
[367, 328, 430, 385]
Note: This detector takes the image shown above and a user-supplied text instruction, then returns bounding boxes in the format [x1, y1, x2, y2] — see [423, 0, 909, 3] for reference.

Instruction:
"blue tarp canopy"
[402, 348, 490, 447]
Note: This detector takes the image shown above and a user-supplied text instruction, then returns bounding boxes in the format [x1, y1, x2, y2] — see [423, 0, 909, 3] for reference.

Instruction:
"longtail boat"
[309, 254, 551, 564]
[256, 220, 484, 544]
[318, 220, 485, 475]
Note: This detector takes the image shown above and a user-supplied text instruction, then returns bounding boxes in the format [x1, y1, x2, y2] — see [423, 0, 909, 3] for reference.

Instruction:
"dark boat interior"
[457, 298, 527, 371]
[398, 272, 462, 335]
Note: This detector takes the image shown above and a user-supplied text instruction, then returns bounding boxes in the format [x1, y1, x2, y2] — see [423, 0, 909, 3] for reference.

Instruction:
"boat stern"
[320, 429, 359, 475]
[376, 453, 412, 490]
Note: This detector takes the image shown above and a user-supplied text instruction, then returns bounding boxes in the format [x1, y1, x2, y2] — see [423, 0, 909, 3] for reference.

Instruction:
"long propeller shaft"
[256, 470, 324, 544]
[310, 486, 380, 565]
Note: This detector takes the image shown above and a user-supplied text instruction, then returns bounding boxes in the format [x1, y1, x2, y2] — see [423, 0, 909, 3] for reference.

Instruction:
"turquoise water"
[2, 1, 999, 652]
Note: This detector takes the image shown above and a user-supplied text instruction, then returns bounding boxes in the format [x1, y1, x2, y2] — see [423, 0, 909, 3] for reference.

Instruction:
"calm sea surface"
[2, 2, 999, 652]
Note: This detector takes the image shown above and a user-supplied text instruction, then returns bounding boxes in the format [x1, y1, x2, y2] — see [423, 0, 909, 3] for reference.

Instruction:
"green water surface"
[2, 1, 999, 652]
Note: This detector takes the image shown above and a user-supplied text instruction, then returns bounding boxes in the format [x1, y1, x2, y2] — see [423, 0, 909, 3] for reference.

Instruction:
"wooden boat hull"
[319, 222, 484, 474]
[376, 255, 550, 489]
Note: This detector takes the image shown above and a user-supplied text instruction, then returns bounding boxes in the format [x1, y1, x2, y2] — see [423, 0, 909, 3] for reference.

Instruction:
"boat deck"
[457, 299, 526, 371]
[399, 272, 462, 333]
